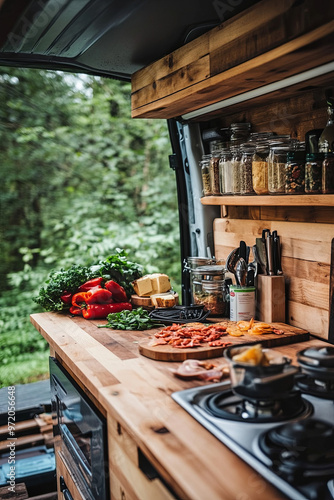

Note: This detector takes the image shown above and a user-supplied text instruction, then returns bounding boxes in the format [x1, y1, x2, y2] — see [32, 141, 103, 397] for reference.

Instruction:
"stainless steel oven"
[50, 357, 109, 500]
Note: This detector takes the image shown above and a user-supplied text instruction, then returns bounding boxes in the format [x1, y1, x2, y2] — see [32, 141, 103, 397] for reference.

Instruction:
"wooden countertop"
[31, 311, 328, 500]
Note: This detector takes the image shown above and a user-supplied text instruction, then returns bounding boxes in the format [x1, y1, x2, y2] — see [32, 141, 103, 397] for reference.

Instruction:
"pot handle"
[252, 366, 299, 385]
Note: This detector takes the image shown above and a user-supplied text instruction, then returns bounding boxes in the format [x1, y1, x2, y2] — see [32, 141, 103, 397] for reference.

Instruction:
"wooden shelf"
[201, 195, 334, 207]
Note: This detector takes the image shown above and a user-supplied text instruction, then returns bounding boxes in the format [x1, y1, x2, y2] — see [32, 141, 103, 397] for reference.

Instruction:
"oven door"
[50, 357, 108, 500]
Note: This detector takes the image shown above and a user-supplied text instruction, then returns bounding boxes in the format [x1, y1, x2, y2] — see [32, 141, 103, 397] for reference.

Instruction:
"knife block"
[256, 275, 286, 323]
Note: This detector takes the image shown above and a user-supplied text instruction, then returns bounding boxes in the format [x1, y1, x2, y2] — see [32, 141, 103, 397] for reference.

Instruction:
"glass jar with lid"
[240, 144, 255, 195]
[268, 144, 290, 194]
[200, 154, 212, 196]
[305, 153, 324, 194]
[231, 146, 242, 194]
[219, 148, 232, 194]
[252, 142, 269, 195]
[285, 144, 306, 194]
[322, 152, 334, 194]
[193, 279, 227, 316]
[230, 122, 251, 145]
[209, 149, 221, 195]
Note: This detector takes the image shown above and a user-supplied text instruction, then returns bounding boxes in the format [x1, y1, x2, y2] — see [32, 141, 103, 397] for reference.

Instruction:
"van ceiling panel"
[0, 0, 259, 80]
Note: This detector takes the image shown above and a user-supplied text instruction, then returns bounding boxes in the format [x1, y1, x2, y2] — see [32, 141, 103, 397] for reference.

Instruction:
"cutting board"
[138, 322, 309, 361]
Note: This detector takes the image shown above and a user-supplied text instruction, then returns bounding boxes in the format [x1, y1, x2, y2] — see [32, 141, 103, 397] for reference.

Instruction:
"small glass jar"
[305, 153, 324, 194]
[285, 149, 306, 194]
[240, 145, 255, 195]
[252, 142, 269, 195]
[268, 146, 289, 194]
[193, 280, 227, 316]
[219, 148, 232, 194]
[322, 153, 334, 194]
[200, 156, 211, 196]
[230, 122, 251, 145]
[231, 147, 241, 194]
[209, 150, 221, 195]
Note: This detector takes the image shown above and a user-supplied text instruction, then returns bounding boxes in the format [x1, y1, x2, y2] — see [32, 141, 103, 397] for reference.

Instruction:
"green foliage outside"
[0, 68, 180, 388]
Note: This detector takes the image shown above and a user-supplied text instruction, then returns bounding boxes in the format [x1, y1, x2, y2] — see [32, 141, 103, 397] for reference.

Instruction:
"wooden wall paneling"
[214, 218, 333, 338]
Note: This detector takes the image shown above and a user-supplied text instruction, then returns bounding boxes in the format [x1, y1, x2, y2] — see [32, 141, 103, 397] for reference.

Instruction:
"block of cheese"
[132, 273, 171, 297]
[151, 292, 179, 308]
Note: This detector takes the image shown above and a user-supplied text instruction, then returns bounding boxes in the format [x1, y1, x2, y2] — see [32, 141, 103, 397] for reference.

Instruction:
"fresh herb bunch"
[100, 307, 163, 331]
[34, 250, 143, 312]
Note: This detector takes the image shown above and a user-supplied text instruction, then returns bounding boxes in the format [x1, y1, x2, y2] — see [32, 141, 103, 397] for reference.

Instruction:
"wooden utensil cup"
[256, 275, 286, 323]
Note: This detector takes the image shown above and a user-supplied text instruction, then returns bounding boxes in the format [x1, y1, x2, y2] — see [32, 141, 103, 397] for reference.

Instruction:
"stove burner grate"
[296, 373, 334, 399]
[200, 389, 313, 423]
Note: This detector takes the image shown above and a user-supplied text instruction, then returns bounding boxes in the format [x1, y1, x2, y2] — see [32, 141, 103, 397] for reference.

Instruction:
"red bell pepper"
[60, 291, 72, 304]
[69, 305, 82, 316]
[104, 280, 127, 302]
[82, 302, 132, 319]
[71, 292, 92, 308]
[77, 277, 105, 292]
[72, 288, 113, 308]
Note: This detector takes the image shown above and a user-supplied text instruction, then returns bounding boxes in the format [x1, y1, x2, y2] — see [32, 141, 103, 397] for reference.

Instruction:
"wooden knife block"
[256, 275, 286, 323]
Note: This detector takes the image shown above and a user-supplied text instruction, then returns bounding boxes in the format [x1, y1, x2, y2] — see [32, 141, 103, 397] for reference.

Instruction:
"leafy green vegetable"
[34, 250, 143, 311]
[99, 307, 163, 331]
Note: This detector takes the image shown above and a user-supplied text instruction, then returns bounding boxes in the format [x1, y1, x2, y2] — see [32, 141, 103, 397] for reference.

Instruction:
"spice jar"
[200, 156, 211, 196]
[240, 144, 255, 195]
[252, 142, 269, 195]
[209, 150, 221, 195]
[285, 148, 306, 194]
[231, 147, 241, 194]
[268, 145, 290, 194]
[323, 153, 334, 194]
[230, 122, 251, 145]
[305, 153, 324, 194]
[219, 148, 232, 194]
[194, 280, 227, 316]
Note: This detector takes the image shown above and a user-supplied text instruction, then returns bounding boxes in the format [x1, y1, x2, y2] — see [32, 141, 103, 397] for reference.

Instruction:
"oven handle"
[61, 424, 92, 481]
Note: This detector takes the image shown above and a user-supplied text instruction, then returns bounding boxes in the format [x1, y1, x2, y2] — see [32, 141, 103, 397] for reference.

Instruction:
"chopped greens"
[99, 307, 163, 331]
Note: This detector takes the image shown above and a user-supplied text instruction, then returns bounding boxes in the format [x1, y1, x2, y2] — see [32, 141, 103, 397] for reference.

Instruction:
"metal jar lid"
[193, 265, 225, 275]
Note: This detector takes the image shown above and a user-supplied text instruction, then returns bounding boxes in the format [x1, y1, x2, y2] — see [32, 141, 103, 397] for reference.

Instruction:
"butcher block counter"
[30, 311, 329, 500]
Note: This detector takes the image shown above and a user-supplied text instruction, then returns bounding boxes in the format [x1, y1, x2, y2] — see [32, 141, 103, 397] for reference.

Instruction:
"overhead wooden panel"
[131, 0, 334, 119]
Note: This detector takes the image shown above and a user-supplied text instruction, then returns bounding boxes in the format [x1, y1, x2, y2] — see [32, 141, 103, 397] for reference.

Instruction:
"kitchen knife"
[265, 232, 275, 276]
[273, 232, 283, 276]
[262, 229, 270, 275]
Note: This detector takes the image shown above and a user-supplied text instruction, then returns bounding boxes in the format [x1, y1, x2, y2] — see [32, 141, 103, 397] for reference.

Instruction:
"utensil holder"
[256, 275, 285, 323]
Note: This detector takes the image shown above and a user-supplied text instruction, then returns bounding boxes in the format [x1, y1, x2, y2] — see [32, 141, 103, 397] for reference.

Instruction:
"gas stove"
[172, 370, 334, 500]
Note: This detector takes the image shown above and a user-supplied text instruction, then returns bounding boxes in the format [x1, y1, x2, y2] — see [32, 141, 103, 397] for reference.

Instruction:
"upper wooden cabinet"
[131, 0, 334, 120]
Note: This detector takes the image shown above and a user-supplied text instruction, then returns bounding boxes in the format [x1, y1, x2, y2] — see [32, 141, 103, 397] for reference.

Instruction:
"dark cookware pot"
[297, 346, 334, 381]
[224, 344, 297, 399]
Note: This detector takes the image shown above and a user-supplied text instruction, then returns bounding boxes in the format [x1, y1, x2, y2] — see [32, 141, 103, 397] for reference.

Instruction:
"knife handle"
[266, 234, 275, 276]
[275, 235, 283, 275]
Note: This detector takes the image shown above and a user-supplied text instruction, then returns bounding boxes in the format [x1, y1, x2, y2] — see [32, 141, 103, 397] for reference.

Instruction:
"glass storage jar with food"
[305, 153, 324, 194]
[231, 146, 242, 194]
[252, 142, 269, 195]
[240, 144, 255, 195]
[194, 279, 227, 316]
[219, 148, 232, 194]
[322, 152, 334, 194]
[268, 145, 290, 194]
[209, 149, 221, 195]
[189, 263, 224, 304]
[285, 144, 306, 194]
[200, 155, 212, 196]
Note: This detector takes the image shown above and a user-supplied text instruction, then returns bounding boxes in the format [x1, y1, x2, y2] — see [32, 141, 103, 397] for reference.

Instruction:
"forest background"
[0, 68, 180, 388]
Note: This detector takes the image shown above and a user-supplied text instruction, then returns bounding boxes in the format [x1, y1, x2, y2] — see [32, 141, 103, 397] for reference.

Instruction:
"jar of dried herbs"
[231, 147, 241, 194]
[219, 148, 232, 194]
[285, 149, 306, 194]
[194, 280, 227, 316]
[209, 149, 221, 195]
[252, 142, 269, 195]
[240, 145, 255, 195]
[305, 153, 324, 194]
[268, 145, 289, 194]
[200, 156, 211, 196]
[322, 153, 334, 194]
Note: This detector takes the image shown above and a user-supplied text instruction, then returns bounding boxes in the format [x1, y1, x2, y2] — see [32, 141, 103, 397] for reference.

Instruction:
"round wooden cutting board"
[138, 322, 310, 362]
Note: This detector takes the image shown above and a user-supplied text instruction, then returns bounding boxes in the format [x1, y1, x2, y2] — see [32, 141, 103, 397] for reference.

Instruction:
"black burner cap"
[297, 346, 334, 368]
[269, 418, 334, 451]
